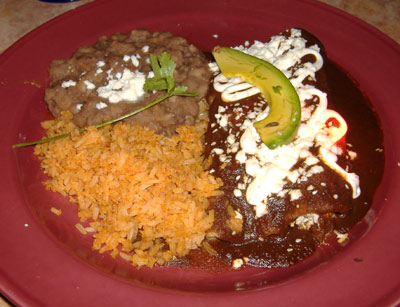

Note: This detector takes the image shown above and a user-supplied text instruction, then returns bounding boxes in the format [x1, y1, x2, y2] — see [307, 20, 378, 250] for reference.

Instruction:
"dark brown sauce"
[172, 41, 384, 272]
[323, 61, 384, 232]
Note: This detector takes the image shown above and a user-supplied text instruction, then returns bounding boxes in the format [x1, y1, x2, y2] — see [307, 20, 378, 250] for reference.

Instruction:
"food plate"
[1, 0, 399, 306]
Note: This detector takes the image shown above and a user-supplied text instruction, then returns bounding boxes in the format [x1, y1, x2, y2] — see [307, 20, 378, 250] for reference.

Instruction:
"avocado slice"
[212, 46, 301, 149]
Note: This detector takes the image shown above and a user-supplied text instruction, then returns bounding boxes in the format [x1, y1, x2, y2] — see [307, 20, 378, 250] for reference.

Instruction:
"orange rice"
[34, 112, 222, 268]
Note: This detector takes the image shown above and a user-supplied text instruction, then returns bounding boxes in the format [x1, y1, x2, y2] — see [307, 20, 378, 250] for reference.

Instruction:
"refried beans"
[45, 29, 212, 136]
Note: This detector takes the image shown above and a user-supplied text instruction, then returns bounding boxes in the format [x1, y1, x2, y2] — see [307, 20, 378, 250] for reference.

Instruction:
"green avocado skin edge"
[212, 47, 301, 149]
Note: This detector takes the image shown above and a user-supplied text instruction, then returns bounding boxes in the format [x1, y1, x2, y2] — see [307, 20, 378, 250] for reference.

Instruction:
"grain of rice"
[119, 252, 132, 261]
[85, 227, 96, 233]
[75, 223, 87, 235]
[50, 207, 62, 216]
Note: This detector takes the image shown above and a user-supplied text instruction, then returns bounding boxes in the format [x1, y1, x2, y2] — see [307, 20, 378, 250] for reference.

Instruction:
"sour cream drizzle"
[211, 28, 360, 217]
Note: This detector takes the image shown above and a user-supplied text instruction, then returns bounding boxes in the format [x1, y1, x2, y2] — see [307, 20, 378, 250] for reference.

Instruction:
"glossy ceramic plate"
[1, 0, 399, 306]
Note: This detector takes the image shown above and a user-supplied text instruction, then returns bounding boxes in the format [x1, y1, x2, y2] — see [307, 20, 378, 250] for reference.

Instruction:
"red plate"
[1, 0, 399, 306]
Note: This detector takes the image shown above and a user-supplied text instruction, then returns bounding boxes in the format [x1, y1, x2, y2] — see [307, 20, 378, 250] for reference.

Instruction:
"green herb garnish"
[12, 52, 198, 148]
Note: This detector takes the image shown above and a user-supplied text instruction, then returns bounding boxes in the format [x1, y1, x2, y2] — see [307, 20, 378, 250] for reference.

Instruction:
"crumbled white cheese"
[142, 45, 150, 53]
[123, 54, 140, 67]
[208, 62, 220, 74]
[234, 189, 242, 197]
[61, 80, 76, 88]
[307, 165, 324, 177]
[97, 68, 146, 103]
[84, 80, 95, 90]
[95, 102, 107, 110]
[96, 60, 105, 67]
[295, 213, 319, 230]
[212, 148, 224, 155]
[232, 258, 244, 269]
[131, 56, 139, 67]
[290, 189, 302, 201]
[306, 185, 315, 191]
[334, 231, 349, 244]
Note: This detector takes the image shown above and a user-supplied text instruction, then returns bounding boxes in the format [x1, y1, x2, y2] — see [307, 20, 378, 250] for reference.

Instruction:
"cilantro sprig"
[13, 52, 198, 148]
